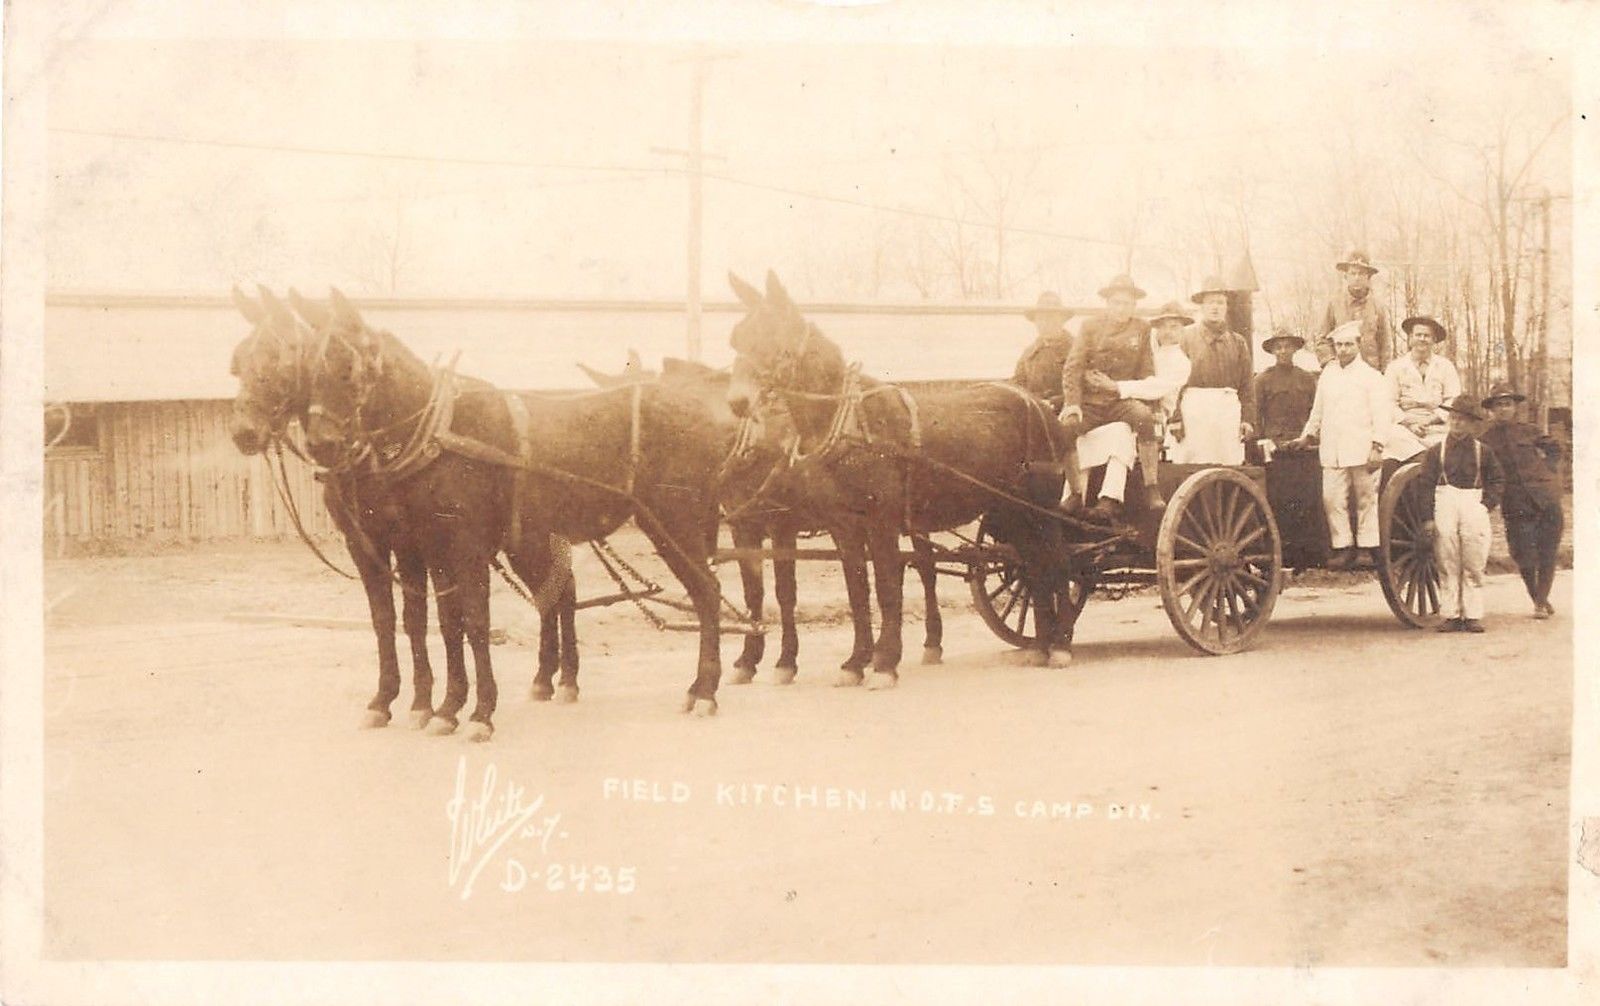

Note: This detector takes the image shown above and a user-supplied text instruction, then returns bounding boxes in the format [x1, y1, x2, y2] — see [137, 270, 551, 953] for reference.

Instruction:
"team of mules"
[227, 270, 1078, 740]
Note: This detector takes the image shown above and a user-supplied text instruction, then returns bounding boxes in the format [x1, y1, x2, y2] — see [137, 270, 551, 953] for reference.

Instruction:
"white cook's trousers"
[1322, 465, 1378, 549]
[1434, 485, 1490, 620]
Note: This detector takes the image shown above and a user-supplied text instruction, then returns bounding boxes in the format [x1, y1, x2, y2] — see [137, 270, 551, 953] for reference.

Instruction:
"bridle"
[235, 322, 314, 459]
[305, 322, 382, 466]
[737, 318, 819, 399]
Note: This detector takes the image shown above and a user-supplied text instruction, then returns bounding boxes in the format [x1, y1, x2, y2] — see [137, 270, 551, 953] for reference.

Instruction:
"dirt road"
[42, 543, 1570, 965]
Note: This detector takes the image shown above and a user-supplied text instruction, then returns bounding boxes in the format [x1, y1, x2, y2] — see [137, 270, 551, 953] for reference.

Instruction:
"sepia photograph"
[3, 1, 1597, 1003]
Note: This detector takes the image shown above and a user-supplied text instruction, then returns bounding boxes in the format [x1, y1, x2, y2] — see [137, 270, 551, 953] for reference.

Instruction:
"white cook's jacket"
[1300, 356, 1392, 468]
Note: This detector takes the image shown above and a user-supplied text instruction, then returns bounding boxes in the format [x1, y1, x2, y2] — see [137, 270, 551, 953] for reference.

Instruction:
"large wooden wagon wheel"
[967, 518, 1093, 648]
[1377, 460, 1442, 628]
[1157, 468, 1282, 655]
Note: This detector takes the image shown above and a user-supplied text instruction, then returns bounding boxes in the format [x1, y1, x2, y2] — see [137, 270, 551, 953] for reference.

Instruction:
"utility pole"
[652, 49, 735, 361]
[1537, 190, 1551, 432]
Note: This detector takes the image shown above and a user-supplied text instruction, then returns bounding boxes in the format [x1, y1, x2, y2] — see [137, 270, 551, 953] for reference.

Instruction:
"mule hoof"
[1049, 648, 1074, 668]
[921, 646, 943, 666]
[730, 667, 757, 685]
[1020, 649, 1050, 668]
[359, 709, 390, 730]
[833, 670, 864, 688]
[555, 684, 579, 704]
[866, 671, 898, 691]
[406, 709, 432, 730]
[463, 721, 493, 743]
[772, 665, 798, 685]
[530, 682, 555, 702]
[425, 716, 458, 736]
[691, 697, 718, 718]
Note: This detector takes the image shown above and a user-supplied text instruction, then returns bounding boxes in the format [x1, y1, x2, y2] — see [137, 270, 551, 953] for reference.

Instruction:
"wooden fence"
[43, 400, 336, 551]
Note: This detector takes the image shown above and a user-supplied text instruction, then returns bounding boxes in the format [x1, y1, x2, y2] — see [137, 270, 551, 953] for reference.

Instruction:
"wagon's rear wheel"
[967, 519, 1092, 648]
[1157, 468, 1282, 655]
[1378, 461, 1442, 628]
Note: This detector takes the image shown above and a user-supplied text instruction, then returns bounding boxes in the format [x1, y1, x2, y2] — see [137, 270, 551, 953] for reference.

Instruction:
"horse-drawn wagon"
[962, 445, 1445, 657]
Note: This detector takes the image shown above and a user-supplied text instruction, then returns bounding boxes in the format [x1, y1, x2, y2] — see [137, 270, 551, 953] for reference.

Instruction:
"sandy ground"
[41, 536, 1570, 966]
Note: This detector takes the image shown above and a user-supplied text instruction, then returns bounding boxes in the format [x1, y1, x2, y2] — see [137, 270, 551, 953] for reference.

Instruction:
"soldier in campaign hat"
[1253, 327, 1317, 446]
[1012, 291, 1074, 408]
[1382, 314, 1462, 466]
[1317, 250, 1392, 370]
[1479, 381, 1565, 618]
[1417, 394, 1505, 633]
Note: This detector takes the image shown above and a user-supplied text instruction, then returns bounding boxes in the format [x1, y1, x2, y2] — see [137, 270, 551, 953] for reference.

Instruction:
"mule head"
[299, 287, 385, 468]
[725, 269, 811, 418]
[228, 285, 307, 456]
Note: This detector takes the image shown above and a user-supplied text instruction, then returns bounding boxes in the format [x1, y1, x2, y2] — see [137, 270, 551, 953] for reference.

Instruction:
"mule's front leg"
[532, 606, 559, 701]
[637, 506, 722, 716]
[351, 544, 402, 729]
[831, 522, 874, 686]
[771, 523, 800, 684]
[866, 523, 905, 689]
[910, 534, 943, 665]
[426, 565, 468, 736]
[397, 549, 435, 729]
[729, 520, 766, 684]
[555, 578, 580, 701]
[460, 557, 498, 742]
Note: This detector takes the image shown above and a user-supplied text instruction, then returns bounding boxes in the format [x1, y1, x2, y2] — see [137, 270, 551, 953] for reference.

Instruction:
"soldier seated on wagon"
[1381, 314, 1461, 471]
[1011, 291, 1074, 409]
[1057, 273, 1165, 523]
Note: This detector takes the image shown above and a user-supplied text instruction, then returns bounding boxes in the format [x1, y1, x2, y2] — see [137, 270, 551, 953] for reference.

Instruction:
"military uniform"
[1253, 364, 1317, 444]
[1061, 315, 1155, 438]
[1318, 294, 1392, 370]
[1481, 413, 1564, 614]
[1012, 334, 1074, 407]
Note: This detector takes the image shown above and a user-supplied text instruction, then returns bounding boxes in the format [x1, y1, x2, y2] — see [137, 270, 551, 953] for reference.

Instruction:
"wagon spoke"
[1422, 571, 1439, 614]
[1195, 579, 1221, 636]
[1198, 488, 1224, 543]
[1176, 567, 1210, 598]
[1174, 531, 1211, 557]
[1184, 574, 1214, 621]
[1226, 487, 1255, 542]
[1235, 568, 1271, 591]
[1235, 525, 1268, 551]
[1210, 579, 1230, 640]
[1015, 593, 1032, 636]
[1223, 578, 1244, 637]
[986, 568, 1020, 602]
[1170, 557, 1212, 569]
[1402, 567, 1418, 609]
[998, 582, 1025, 622]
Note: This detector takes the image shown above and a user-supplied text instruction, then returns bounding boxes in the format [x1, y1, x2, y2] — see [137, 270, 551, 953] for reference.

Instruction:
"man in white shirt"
[1285, 321, 1393, 570]
[1382, 314, 1461, 464]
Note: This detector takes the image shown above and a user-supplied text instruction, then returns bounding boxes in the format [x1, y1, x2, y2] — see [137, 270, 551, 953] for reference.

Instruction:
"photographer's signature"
[445, 756, 561, 900]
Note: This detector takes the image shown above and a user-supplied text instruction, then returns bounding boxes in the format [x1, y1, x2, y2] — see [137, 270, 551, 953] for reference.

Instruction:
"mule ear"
[728, 271, 763, 309]
[329, 287, 362, 326]
[257, 285, 297, 332]
[287, 288, 330, 329]
[232, 285, 265, 323]
[764, 270, 795, 313]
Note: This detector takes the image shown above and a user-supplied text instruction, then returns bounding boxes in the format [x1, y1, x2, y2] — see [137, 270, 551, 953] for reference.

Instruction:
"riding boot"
[1137, 440, 1165, 510]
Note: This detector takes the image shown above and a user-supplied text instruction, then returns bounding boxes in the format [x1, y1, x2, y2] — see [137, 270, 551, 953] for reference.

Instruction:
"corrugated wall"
[43, 400, 338, 550]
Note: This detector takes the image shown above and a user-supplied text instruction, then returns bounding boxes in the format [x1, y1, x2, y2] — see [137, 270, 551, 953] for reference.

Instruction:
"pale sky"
[44, 24, 1572, 311]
